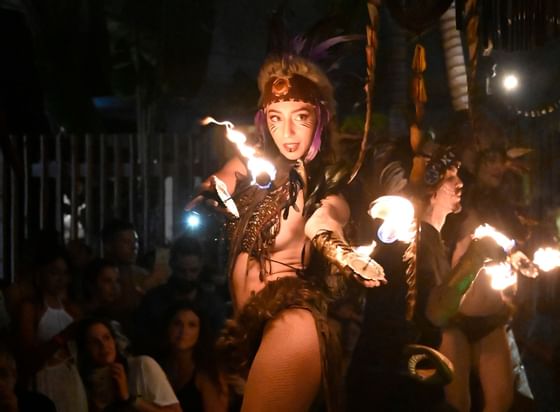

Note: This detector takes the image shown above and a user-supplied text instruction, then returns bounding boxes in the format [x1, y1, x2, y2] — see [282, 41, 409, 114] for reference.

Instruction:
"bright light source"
[368, 196, 416, 244]
[354, 240, 377, 258]
[502, 74, 519, 91]
[185, 212, 201, 230]
[473, 224, 515, 253]
[533, 247, 560, 272]
[485, 262, 516, 290]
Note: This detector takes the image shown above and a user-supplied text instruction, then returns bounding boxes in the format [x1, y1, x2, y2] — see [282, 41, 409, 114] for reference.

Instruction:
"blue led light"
[185, 212, 201, 230]
[377, 223, 398, 244]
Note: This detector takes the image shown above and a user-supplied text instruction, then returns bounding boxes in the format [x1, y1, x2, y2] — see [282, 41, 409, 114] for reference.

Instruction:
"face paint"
[432, 167, 463, 214]
[265, 100, 317, 161]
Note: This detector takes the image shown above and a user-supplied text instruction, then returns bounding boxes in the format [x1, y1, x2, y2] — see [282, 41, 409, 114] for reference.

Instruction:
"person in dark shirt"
[347, 145, 505, 411]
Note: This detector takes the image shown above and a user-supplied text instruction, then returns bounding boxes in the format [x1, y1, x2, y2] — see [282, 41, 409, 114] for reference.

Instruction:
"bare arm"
[451, 234, 471, 268]
[305, 194, 385, 287]
[425, 251, 481, 327]
[451, 213, 480, 267]
[426, 237, 505, 326]
[304, 194, 350, 240]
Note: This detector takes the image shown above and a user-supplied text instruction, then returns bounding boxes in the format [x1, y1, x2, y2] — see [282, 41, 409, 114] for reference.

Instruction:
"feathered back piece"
[258, 10, 364, 113]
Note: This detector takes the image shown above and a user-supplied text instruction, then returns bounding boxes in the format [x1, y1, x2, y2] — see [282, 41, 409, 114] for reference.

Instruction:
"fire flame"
[533, 247, 560, 272]
[354, 240, 378, 258]
[201, 117, 276, 187]
[473, 224, 515, 253]
[484, 262, 517, 290]
[368, 196, 416, 244]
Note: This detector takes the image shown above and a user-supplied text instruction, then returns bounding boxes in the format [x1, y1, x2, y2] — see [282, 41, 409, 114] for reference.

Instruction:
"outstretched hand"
[344, 253, 387, 288]
[185, 176, 238, 218]
[184, 177, 220, 212]
[184, 193, 228, 215]
[311, 229, 387, 288]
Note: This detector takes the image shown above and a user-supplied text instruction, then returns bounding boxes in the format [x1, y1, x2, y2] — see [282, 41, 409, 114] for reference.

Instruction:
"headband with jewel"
[260, 74, 324, 108]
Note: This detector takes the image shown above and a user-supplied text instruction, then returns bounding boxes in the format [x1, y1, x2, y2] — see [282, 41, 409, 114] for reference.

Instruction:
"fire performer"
[440, 146, 531, 412]
[186, 51, 386, 411]
[346, 143, 506, 411]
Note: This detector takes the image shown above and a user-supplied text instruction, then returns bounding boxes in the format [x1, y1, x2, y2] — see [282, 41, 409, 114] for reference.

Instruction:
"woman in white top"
[76, 317, 182, 412]
[18, 246, 88, 412]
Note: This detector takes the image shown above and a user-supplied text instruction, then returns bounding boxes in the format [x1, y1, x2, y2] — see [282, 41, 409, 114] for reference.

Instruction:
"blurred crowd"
[0, 220, 231, 412]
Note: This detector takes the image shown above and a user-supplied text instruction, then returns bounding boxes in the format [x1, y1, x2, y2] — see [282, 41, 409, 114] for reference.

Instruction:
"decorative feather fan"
[379, 161, 409, 195]
[261, 9, 365, 115]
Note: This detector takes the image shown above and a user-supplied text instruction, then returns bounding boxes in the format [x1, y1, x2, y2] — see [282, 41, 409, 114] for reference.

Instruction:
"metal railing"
[0, 130, 225, 282]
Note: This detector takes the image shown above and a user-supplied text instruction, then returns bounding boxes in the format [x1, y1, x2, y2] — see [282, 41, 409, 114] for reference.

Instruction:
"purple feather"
[290, 35, 307, 55]
[307, 34, 364, 61]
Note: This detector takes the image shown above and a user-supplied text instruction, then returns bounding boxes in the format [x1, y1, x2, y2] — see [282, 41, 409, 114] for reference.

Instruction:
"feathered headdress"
[255, 12, 363, 162]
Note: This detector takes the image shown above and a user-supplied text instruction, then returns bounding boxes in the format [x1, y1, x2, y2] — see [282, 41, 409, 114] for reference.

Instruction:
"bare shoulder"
[321, 193, 350, 215]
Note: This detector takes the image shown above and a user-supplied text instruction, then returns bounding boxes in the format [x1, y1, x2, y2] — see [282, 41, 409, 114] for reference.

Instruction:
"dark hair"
[83, 259, 119, 300]
[33, 244, 68, 268]
[169, 234, 203, 268]
[408, 146, 460, 208]
[101, 219, 136, 244]
[475, 147, 506, 174]
[31, 245, 69, 301]
[423, 146, 460, 187]
[157, 301, 221, 389]
[75, 317, 128, 384]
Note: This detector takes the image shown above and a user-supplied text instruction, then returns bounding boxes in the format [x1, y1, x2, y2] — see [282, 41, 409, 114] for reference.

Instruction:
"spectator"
[134, 234, 227, 353]
[82, 258, 131, 350]
[154, 302, 228, 412]
[0, 345, 56, 412]
[101, 220, 166, 315]
[76, 317, 181, 412]
[83, 259, 122, 316]
[102, 219, 146, 310]
[17, 245, 88, 412]
[65, 239, 95, 300]
[4, 230, 60, 322]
